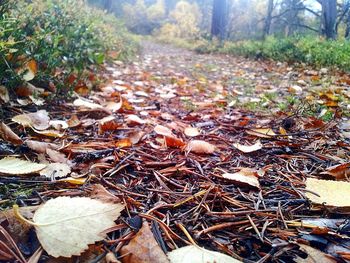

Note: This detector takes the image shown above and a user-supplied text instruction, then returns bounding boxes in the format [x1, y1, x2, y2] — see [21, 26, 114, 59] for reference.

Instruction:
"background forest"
[90, 0, 350, 71]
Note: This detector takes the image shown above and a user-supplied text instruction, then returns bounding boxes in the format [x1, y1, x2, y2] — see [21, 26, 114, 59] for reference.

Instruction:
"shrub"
[0, 0, 138, 96]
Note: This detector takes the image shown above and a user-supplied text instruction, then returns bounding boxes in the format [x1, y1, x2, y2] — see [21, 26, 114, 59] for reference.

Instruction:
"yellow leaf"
[12, 110, 50, 130]
[0, 157, 46, 175]
[305, 178, 350, 208]
[246, 128, 276, 138]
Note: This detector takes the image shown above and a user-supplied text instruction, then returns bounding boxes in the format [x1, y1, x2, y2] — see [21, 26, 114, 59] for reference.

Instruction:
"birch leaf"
[305, 178, 350, 208]
[168, 245, 242, 263]
[0, 157, 46, 175]
[17, 197, 124, 258]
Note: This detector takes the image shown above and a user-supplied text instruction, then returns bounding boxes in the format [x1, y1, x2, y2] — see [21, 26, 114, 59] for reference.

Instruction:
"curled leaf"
[0, 122, 23, 145]
[185, 140, 215, 154]
[12, 110, 50, 130]
[233, 141, 262, 153]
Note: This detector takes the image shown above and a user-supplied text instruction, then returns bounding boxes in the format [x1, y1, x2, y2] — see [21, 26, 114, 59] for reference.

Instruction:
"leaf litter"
[0, 41, 350, 262]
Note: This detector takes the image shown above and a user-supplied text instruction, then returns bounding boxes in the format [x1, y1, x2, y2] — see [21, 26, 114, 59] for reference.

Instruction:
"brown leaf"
[88, 184, 121, 204]
[0, 122, 23, 145]
[321, 163, 350, 180]
[154, 125, 174, 137]
[121, 222, 169, 263]
[165, 136, 186, 148]
[26, 140, 59, 154]
[46, 149, 68, 163]
[99, 116, 120, 133]
[185, 140, 216, 154]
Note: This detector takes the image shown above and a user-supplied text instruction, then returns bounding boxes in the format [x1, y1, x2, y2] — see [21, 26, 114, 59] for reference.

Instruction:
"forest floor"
[0, 41, 350, 262]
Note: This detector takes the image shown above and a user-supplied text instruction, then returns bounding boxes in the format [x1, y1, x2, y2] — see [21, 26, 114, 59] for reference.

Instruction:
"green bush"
[219, 37, 350, 71]
[0, 0, 138, 95]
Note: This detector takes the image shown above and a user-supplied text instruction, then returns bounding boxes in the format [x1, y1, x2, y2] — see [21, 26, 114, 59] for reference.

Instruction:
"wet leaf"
[120, 222, 169, 263]
[0, 157, 46, 175]
[15, 197, 124, 258]
[168, 245, 241, 263]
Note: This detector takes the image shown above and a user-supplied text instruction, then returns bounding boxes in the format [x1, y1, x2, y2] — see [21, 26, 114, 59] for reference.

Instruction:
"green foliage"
[219, 37, 350, 71]
[123, 0, 166, 35]
[158, 1, 201, 39]
[0, 0, 138, 94]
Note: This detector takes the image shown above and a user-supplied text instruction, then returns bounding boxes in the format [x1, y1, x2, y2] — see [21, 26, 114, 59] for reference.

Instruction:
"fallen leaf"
[88, 184, 121, 204]
[246, 128, 276, 138]
[0, 157, 46, 175]
[0, 122, 23, 145]
[222, 168, 260, 189]
[12, 110, 50, 130]
[0, 86, 9, 103]
[126, 115, 147, 125]
[32, 128, 64, 138]
[185, 140, 216, 154]
[154, 125, 174, 137]
[15, 197, 124, 258]
[295, 244, 337, 263]
[128, 130, 146, 144]
[106, 252, 122, 263]
[233, 141, 262, 153]
[58, 177, 86, 185]
[26, 140, 59, 154]
[106, 99, 123, 113]
[165, 136, 186, 148]
[49, 120, 69, 130]
[39, 163, 71, 179]
[116, 138, 133, 148]
[305, 178, 350, 208]
[167, 245, 241, 263]
[321, 163, 350, 180]
[120, 222, 169, 263]
[67, 115, 81, 128]
[184, 127, 200, 137]
[46, 149, 68, 164]
[73, 98, 103, 110]
[99, 116, 120, 133]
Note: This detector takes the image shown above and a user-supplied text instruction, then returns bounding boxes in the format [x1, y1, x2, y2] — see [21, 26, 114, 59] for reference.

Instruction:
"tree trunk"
[103, 0, 113, 12]
[263, 0, 274, 39]
[211, 0, 227, 40]
[321, 0, 337, 39]
[346, 12, 350, 38]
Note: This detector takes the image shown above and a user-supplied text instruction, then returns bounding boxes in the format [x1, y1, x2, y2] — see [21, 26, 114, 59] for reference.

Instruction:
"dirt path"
[1, 41, 349, 262]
